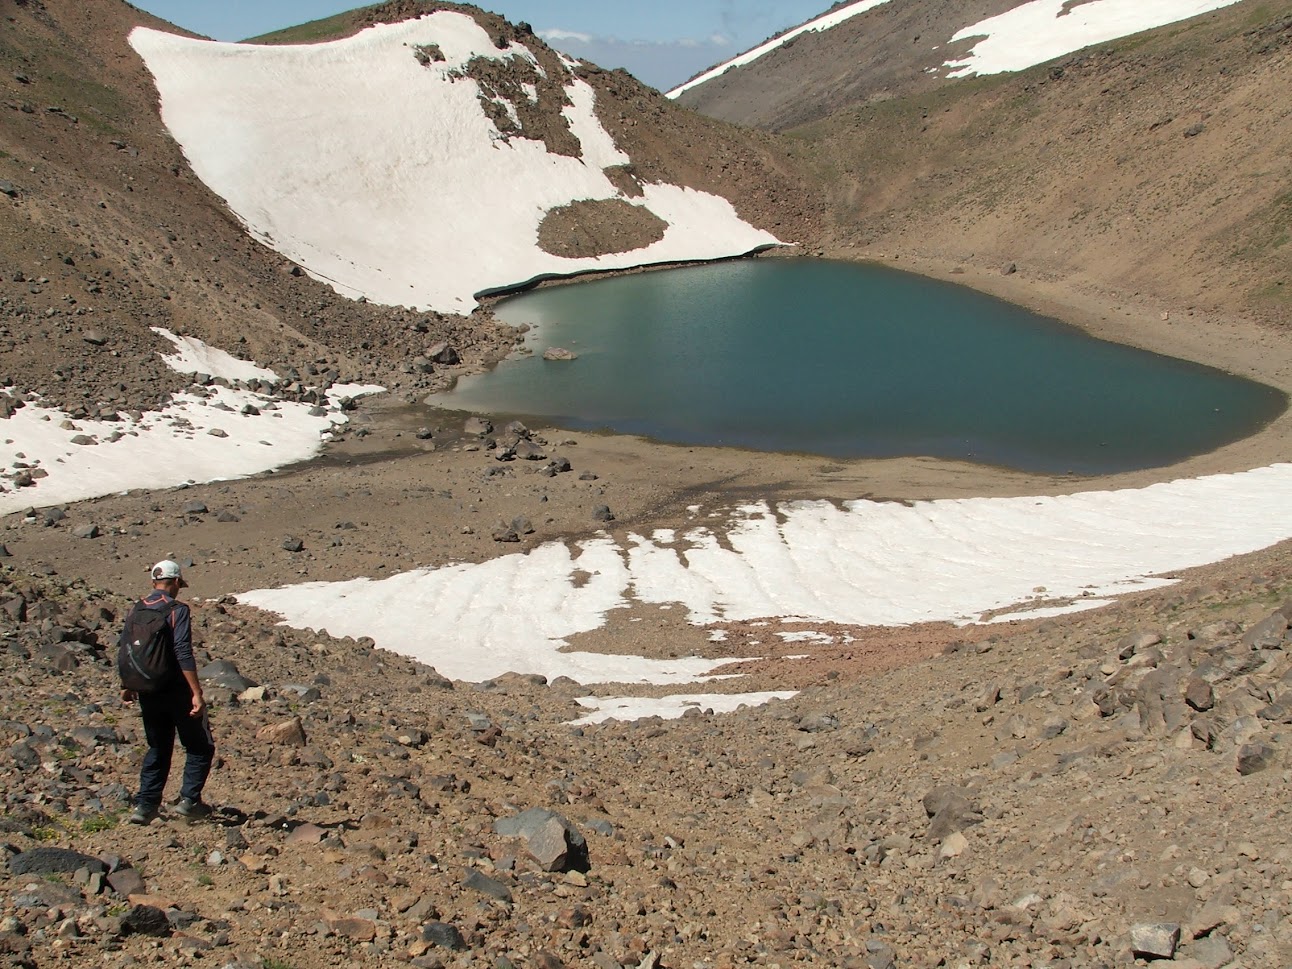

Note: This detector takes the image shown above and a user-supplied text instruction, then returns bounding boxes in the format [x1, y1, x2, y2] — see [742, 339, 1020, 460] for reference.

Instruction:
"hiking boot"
[127, 803, 159, 825]
[173, 797, 212, 820]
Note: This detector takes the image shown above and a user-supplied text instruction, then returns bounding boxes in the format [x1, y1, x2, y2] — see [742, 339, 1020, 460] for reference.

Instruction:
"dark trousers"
[136, 686, 215, 807]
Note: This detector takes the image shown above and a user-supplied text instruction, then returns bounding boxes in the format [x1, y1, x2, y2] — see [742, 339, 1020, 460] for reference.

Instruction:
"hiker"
[118, 559, 215, 823]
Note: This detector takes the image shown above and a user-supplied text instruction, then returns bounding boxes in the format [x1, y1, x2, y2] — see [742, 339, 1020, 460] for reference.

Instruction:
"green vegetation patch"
[245, 8, 367, 45]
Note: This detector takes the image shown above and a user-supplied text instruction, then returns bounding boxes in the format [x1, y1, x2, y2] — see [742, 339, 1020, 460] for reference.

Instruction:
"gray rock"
[1129, 922, 1180, 958]
[281, 536, 304, 552]
[464, 416, 492, 436]
[1191, 619, 1240, 641]
[106, 867, 146, 898]
[1242, 612, 1288, 649]
[9, 847, 106, 876]
[1236, 742, 1275, 774]
[182, 501, 208, 514]
[120, 904, 170, 937]
[463, 868, 512, 902]
[1183, 933, 1233, 969]
[1191, 718, 1218, 748]
[0, 180, 18, 198]
[494, 808, 588, 872]
[71, 523, 99, 539]
[421, 921, 467, 949]
[1118, 630, 1162, 658]
[797, 710, 840, 733]
[592, 505, 615, 522]
[542, 347, 578, 361]
[974, 684, 1000, 712]
[199, 659, 257, 692]
[923, 786, 982, 840]
[1185, 675, 1215, 711]
[514, 439, 546, 460]
[1041, 716, 1069, 739]
[428, 342, 460, 365]
[864, 938, 897, 969]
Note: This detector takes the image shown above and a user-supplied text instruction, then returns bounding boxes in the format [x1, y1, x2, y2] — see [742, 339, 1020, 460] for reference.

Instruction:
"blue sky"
[130, 1, 834, 90]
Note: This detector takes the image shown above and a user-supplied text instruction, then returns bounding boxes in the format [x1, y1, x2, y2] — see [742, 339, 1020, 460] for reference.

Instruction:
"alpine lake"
[438, 258, 1286, 476]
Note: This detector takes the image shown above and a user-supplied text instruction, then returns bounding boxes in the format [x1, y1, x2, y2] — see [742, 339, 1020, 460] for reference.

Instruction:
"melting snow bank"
[943, 0, 1244, 78]
[569, 692, 800, 726]
[129, 13, 780, 314]
[0, 329, 382, 514]
[240, 463, 1292, 694]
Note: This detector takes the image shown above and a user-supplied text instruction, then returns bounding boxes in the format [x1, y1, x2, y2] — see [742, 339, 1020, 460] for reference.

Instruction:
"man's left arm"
[171, 603, 205, 717]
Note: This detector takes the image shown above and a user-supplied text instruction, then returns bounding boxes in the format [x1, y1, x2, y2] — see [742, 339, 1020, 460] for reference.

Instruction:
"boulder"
[257, 717, 307, 746]
[1129, 922, 1180, 959]
[494, 808, 588, 872]
[199, 659, 256, 692]
[9, 847, 106, 876]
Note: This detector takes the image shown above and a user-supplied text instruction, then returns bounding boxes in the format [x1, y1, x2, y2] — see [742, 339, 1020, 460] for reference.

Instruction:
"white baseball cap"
[150, 560, 187, 586]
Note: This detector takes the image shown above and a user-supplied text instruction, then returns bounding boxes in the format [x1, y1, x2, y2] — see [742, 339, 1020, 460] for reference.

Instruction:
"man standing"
[120, 560, 215, 823]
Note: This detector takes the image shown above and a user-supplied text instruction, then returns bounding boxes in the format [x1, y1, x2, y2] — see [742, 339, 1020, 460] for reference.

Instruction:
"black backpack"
[117, 599, 178, 693]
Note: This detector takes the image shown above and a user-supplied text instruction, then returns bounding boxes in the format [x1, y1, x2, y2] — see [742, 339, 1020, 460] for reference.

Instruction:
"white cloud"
[538, 27, 592, 44]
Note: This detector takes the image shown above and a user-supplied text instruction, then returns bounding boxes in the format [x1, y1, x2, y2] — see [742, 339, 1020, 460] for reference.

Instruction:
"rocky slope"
[1, 539, 1290, 968]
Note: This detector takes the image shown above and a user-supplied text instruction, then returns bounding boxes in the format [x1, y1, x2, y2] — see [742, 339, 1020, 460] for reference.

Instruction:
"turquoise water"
[441, 259, 1286, 475]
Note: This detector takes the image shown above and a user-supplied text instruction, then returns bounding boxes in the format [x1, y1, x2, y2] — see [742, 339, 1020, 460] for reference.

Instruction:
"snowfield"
[0, 329, 381, 515]
[241, 464, 1292, 690]
[942, 0, 1244, 77]
[129, 12, 780, 314]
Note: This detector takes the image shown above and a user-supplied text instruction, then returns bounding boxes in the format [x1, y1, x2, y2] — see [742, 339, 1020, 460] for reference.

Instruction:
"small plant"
[82, 813, 119, 833]
[196, 872, 214, 887]
[30, 826, 59, 842]
[262, 958, 294, 969]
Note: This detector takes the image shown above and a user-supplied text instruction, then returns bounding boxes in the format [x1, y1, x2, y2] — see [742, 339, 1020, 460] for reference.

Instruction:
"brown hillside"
[794, 0, 1292, 334]
[673, 0, 1025, 131]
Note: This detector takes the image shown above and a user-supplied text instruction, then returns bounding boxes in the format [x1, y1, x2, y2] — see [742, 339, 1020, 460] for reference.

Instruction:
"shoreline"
[468, 247, 1292, 501]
